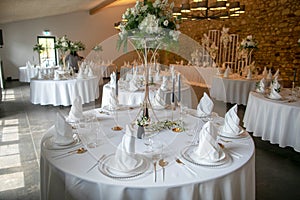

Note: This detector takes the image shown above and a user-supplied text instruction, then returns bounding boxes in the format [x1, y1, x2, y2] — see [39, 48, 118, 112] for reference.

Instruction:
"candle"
[178, 73, 181, 103]
[171, 77, 175, 103]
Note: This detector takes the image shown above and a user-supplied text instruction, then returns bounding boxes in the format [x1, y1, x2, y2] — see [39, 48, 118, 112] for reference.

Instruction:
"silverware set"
[52, 147, 87, 159]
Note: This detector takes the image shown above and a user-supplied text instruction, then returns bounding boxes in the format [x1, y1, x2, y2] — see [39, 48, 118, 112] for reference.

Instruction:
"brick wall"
[176, 0, 300, 85]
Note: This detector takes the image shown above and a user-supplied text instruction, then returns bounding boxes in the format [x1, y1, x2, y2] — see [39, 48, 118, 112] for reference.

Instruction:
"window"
[37, 36, 57, 67]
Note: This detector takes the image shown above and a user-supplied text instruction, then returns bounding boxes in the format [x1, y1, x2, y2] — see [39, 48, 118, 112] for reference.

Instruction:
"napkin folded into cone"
[256, 78, 266, 93]
[88, 67, 94, 77]
[262, 67, 268, 77]
[128, 79, 139, 92]
[223, 67, 229, 78]
[54, 112, 73, 145]
[222, 104, 240, 136]
[267, 69, 272, 80]
[247, 69, 252, 79]
[112, 125, 140, 172]
[77, 68, 84, 79]
[67, 96, 84, 122]
[109, 72, 116, 88]
[152, 88, 166, 109]
[269, 78, 282, 100]
[197, 92, 214, 117]
[160, 76, 169, 91]
[108, 88, 119, 110]
[190, 121, 225, 163]
[274, 69, 280, 79]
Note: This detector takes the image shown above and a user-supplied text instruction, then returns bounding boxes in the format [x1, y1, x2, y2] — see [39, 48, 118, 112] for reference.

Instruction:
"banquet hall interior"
[0, 0, 300, 199]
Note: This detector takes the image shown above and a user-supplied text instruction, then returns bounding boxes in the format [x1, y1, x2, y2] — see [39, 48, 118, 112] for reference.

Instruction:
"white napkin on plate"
[262, 67, 267, 77]
[197, 92, 214, 117]
[223, 67, 229, 78]
[128, 79, 139, 92]
[88, 67, 94, 77]
[160, 76, 168, 91]
[152, 88, 166, 109]
[247, 69, 252, 79]
[67, 96, 84, 122]
[77, 68, 84, 79]
[112, 125, 140, 171]
[256, 78, 266, 93]
[222, 104, 240, 136]
[53, 71, 60, 80]
[269, 78, 282, 99]
[190, 121, 225, 163]
[54, 112, 73, 145]
[110, 72, 116, 88]
[267, 69, 272, 80]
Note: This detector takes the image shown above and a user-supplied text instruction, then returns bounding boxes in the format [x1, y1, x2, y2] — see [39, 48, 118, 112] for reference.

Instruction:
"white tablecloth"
[210, 76, 258, 105]
[170, 64, 217, 88]
[101, 83, 193, 108]
[30, 76, 99, 106]
[243, 90, 300, 152]
[19, 66, 39, 82]
[40, 109, 255, 200]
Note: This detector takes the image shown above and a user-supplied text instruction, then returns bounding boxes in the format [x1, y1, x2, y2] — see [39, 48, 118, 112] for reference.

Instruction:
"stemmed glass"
[186, 119, 203, 145]
[111, 109, 123, 131]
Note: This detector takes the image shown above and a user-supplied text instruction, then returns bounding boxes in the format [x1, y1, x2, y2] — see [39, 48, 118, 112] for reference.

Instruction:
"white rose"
[163, 20, 169, 26]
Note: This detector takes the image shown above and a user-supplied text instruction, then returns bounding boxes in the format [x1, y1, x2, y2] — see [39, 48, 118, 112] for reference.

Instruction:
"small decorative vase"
[137, 126, 145, 139]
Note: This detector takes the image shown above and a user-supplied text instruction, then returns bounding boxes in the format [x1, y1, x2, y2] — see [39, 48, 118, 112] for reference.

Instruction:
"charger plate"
[98, 154, 150, 179]
[181, 145, 230, 167]
[219, 127, 248, 139]
[43, 134, 81, 150]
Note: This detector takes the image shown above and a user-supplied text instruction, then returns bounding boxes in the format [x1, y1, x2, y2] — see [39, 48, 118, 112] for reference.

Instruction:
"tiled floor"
[0, 81, 300, 200]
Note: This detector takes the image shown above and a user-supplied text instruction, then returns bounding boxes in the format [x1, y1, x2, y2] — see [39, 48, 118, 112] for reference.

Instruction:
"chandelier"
[173, 0, 245, 20]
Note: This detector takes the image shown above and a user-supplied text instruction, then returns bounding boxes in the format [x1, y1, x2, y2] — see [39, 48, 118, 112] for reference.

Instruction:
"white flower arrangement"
[240, 35, 258, 49]
[117, 0, 180, 51]
[55, 35, 85, 53]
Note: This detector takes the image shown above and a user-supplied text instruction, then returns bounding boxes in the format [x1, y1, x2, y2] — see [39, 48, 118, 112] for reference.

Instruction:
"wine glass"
[143, 136, 154, 153]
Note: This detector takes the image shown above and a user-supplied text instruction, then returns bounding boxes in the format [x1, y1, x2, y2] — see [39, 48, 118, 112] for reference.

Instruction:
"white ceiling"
[0, 0, 135, 24]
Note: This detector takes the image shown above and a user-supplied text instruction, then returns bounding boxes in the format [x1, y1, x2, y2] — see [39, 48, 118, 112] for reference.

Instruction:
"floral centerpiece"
[117, 0, 180, 136]
[33, 44, 45, 66]
[54, 35, 85, 69]
[240, 35, 258, 50]
[117, 0, 180, 51]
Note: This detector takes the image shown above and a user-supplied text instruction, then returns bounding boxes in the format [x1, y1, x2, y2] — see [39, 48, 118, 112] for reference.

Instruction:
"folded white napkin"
[54, 112, 73, 145]
[269, 78, 282, 99]
[197, 92, 214, 117]
[190, 121, 225, 163]
[247, 69, 252, 79]
[152, 88, 166, 109]
[216, 67, 222, 75]
[77, 68, 84, 79]
[262, 67, 268, 77]
[222, 104, 240, 136]
[128, 78, 139, 92]
[267, 69, 272, 80]
[155, 70, 161, 81]
[37, 69, 43, 79]
[110, 72, 116, 88]
[67, 96, 84, 122]
[53, 71, 60, 80]
[84, 66, 89, 75]
[112, 125, 139, 171]
[256, 78, 266, 93]
[160, 76, 168, 91]
[88, 67, 94, 77]
[223, 67, 229, 78]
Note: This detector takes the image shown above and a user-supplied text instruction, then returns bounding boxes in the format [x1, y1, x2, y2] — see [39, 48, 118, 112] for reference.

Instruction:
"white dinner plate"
[42, 135, 81, 150]
[219, 127, 248, 139]
[98, 154, 150, 179]
[188, 110, 218, 120]
[181, 145, 230, 167]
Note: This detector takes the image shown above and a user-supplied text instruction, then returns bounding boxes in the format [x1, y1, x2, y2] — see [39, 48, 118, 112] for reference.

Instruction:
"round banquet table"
[170, 64, 217, 88]
[243, 90, 300, 152]
[101, 83, 192, 108]
[210, 75, 259, 105]
[19, 66, 39, 82]
[30, 76, 99, 106]
[40, 108, 255, 200]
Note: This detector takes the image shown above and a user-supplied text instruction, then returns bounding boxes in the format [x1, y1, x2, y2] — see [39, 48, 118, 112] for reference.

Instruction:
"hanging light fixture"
[174, 0, 245, 20]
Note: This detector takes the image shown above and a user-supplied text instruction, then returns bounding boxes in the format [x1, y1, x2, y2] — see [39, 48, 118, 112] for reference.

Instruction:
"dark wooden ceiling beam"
[89, 0, 116, 15]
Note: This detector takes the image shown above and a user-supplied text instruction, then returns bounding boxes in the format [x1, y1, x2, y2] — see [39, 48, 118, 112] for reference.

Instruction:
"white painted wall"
[0, 4, 133, 80]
